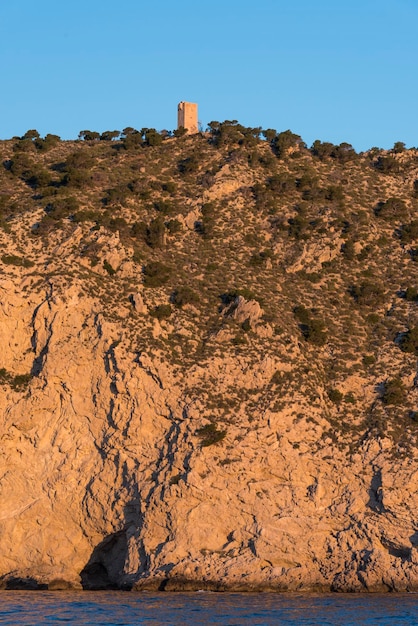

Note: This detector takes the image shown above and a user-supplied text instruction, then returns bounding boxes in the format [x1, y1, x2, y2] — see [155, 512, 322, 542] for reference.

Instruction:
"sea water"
[0, 591, 417, 625]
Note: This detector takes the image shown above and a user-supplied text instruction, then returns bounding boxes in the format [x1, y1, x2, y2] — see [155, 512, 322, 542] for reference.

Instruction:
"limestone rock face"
[131, 292, 147, 314]
[227, 295, 263, 325]
[1, 136, 418, 593]
[0, 271, 417, 592]
[285, 235, 345, 273]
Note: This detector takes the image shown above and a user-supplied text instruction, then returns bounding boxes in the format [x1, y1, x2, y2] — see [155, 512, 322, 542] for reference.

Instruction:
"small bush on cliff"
[166, 219, 182, 235]
[249, 249, 274, 267]
[294, 305, 327, 346]
[2, 254, 34, 268]
[375, 154, 400, 173]
[103, 260, 116, 275]
[146, 216, 166, 248]
[328, 388, 343, 404]
[350, 281, 386, 306]
[45, 196, 79, 220]
[0, 368, 32, 390]
[400, 220, 418, 243]
[404, 287, 418, 302]
[150, 304, 172, 320]
[398, 326, 418, 355]
[197, 202, 216, 239]
[178, 154, 199, 175]
[374, 197, 408, 221]
[172, 286, 199, 307]
[143, 261, 171, 287]
[196, 423, 227, 447]
[381, 378, 407, 406]
[62, 151, 95, 188]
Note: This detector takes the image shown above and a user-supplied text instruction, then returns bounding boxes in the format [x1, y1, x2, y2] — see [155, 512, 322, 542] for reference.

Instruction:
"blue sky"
[0, 0, 417, 150]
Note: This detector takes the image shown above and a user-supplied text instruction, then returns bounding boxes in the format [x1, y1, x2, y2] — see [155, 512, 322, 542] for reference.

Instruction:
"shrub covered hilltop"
[0, 123, 418, 592]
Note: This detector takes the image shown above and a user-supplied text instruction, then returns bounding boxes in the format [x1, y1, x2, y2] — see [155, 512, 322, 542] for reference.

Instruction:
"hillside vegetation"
[2, 125, 417, 450]
[0, 123, 418, 591]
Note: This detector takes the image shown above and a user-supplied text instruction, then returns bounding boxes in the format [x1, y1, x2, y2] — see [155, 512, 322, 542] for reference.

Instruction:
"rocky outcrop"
[226, 295, 263, 326]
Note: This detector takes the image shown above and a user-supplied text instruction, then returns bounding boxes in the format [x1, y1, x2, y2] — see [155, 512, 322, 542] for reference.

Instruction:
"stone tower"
[177, 101, 198, 134]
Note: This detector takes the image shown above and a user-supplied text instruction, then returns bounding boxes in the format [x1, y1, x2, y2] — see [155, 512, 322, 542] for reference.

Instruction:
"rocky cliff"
[0, 126, 418, 591]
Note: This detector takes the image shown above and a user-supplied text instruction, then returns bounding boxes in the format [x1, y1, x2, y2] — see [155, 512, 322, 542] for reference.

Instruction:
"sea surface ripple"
[0, 591, 417, 625]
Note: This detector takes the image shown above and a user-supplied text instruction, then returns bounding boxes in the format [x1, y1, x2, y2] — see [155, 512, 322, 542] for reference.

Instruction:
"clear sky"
[0, 0, 417, 151]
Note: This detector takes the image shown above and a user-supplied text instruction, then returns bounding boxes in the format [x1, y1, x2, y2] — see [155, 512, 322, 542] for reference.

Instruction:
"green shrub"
[46, 196, 79, 220]
[150, 304, 172, 320]
[13, 138, 36, 153]
[179, 154, 199, 174]
[0, 368, 32, 390]
[2, 255, 34, 268]
[103, 260, 116, 275]
[0, 194, 11, 217]
[328, 388, 343, 404]
[294, 306, 327, 345]
[393, 141, 406, 153]
[399, 326, 418, 355]
[249, 249, 273, 267]
[154, 200, 175, 215]
[367, 313, 380, 325]
[304, 318, 327, 346]
[363, 355, 376, 367]
[198, 202, 216, 239]
[131, 221, 148, 240]
[382, 378, 406, 406]
[222, 288, 259, 308]
[132, 250, 142, 265]
[293, 305, 310, 325]
[405, 287, 418, 302]
[270, 370, 292, 386]
[341, 239, 356, 260]
[143, 128, 163, 146]
[63, 151, 95, 188]
[31, 215, 56, 236]
[375, 197, 408, 221]
[272, 129, 305, 157]
[162, 181, 177, 194]
[73, 210, 101, 223]
[344, 392, 356, 404]
[143, 261, 171, 287]
[172, 286, 199, 307]
[400, 220, 418, 243]
[266, 173, 295, 193]
[78, 130, 100, 141]
[103, 185, 131, 207]
[350, 281, 386, 306]
[241, 318, 251, 332]
[325, 185, 344, 203]
[146, 216, 166, 248]
[63, 168, 93, 189]
[9, 154, 52, 188]
[34, 134, 61, 152]
[288, 213, 310, 240]
[167, 219, 182, 235]
[106, 217, 128, 234]
[375, 155, 400, 173]
[196, 423, 227, 447]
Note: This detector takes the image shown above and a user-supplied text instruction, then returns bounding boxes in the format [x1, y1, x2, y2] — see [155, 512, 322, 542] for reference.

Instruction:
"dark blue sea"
[0, 591, 417, 625]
